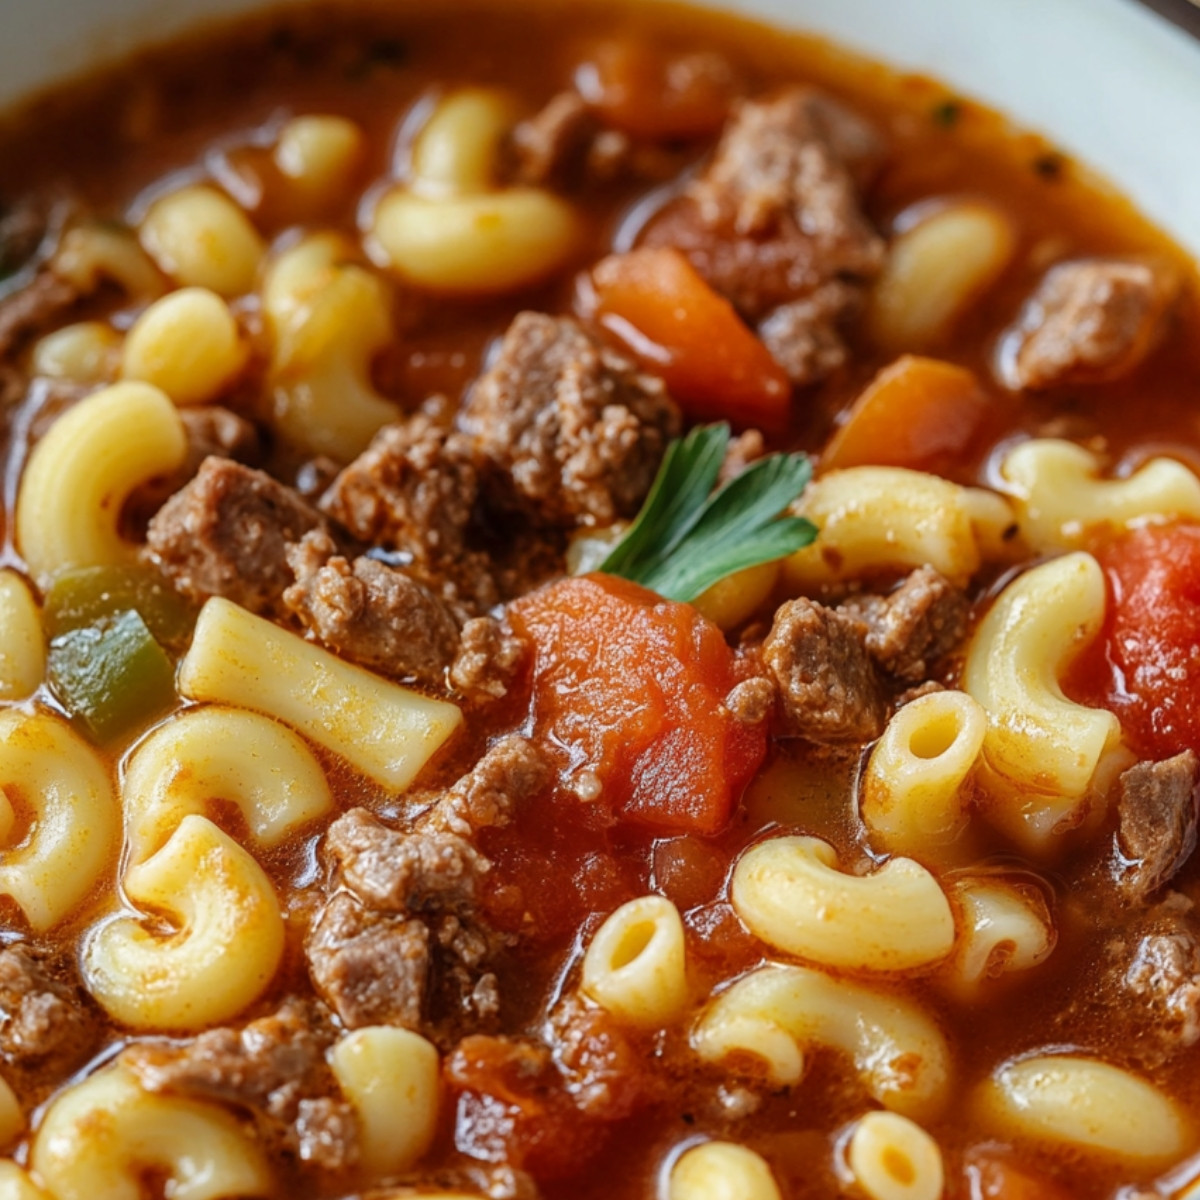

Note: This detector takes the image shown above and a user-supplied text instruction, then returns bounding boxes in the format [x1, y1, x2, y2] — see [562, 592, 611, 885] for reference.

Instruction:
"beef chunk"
[427, 736, 551, 837]
[547, 995, 645, 1119]
[763, 598, 885, 742]
[717, 427, 765, 484]
[0, 270, 79, 360]
[146, 457, 326, 615]
[449, 616, 529, 701]
[283, 529, 460, 684]
[644, 88, 885, 330]
[838, 566, 970, 681]
[307, 892, 430, 1030]
[999, 258, 1180, 391]
[725, 676, 776, 726]
[124, 1000, 359, 1171]
[1115, 751, 1200, 902]
[1124, 914, 1200, 1058]
[179, 406, 262, 473]
[460, 312, 680, 528]
[757, 281, 861, 386]
[0, 945, 96, 1074]
[509, 92, 602, 187]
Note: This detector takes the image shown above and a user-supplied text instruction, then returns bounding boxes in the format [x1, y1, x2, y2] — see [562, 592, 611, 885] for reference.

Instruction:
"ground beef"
[179, 406, 262, 472]
[756, 280, 862, 386]
[508, 91, 615, 188]
[284, 529, 461, 685]
[425, 736, 551, 837]
[0, 270, 79, 361]
[1123, 912, 1200, 1060]
[449, 616, 529, 701]
[124, 1000, 358, 1171]
[717, 427, 765, 484]
[998, 258, 1180, 391]
[145, 457, 327, 615]
[762, 597, 885, 742]
[838, 566, 970, 681]
[546, 995, 645, 1120]
[0, 945, 96, 1075]
[459, 312, 680, 529]
[724, 676, 776, 725]
[1115, 751, 1200, 903]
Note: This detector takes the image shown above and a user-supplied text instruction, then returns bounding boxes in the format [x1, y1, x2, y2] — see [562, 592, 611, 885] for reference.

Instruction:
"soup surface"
[1, 3, 1199, 1198]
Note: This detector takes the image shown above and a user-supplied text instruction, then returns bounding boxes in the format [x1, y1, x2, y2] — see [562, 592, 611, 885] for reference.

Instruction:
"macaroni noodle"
[0, 570, 44, 701]
[943, 877, 1055, 994]
[844, 1111, 944, 1200]
[668, 1141, 783, 1200]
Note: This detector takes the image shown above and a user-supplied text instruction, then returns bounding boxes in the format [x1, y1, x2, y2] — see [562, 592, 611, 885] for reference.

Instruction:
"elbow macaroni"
[730, 836, 955, 972]
[692, 964, 951, 1121]
[843, 1111, 944, 1200]
[581, 895, 689, 1027]
[962, 552, 1122, 850]
[0, 710, 117, 932]
[31, 1065, 272, 1200]
[668, 1142, 783, 1200]
[31, 321, 122, 386]
[83, 814, 285, 1030]
[0, 1076, 23, 1151]
[53, 223, 165, 299]
[274, 115, 365, 208]
[0, 570, 44, 701]
[178, 597, 463, 791]
[860, 690, 987, 858]
[944, 877, 1054, 994]
[998, 438, 1200, 550]
[16, 381, 187, 586]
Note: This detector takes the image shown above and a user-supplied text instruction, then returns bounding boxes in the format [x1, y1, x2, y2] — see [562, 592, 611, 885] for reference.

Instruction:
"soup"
[0, 2, 1198, 1198]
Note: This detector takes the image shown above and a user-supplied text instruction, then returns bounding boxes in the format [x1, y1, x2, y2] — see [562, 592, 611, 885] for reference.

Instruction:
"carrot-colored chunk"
[588, 247, 791, 430]
[508, 573, 766, 836]
[821, 354, 989, 471]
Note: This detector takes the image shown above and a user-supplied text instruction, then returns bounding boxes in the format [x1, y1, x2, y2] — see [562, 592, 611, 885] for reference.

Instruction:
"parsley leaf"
[598, 424, 817, 603]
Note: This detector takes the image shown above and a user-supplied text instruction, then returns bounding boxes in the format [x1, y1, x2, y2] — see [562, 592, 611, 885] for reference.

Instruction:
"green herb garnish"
[598, 423, 816, 602]
[931, 99, 963, 129]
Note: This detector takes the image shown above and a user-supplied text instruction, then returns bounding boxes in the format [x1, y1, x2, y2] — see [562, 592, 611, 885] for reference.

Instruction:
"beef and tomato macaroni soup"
[0, 1, 1198, 1196]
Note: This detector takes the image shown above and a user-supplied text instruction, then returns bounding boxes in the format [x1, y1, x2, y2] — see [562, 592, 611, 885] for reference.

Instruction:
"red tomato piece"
[508, 573, 767, 836]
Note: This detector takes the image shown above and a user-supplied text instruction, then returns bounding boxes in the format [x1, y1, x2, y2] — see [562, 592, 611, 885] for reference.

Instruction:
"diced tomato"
[821, 354, 989, 472]
[1071, 521, 1200, 759]
[508, 573, 767, 837]
[587, 247, 791, 430]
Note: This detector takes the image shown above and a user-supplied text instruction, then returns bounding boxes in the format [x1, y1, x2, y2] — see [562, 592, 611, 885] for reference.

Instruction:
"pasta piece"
[274, 115, 365, 206]
[121, 287, 248, 405]
[15, 381, 187, 586]
[122, 706, 334, 864]
[262, 233, 398, 460]
[83, 814, 285, 1030]
[139, 185, 265, 296]
[999, 438, 1200, 551]
[581, 895, 689, 1026]
[31, 321, 122, 385]
[974, 1055, 1190, 1164]
[860, 691, 987, 857]
[692, 561, 780, 632]
[31, 1065, 272, 1200]
[962, 552, 1122, 850]
[178, 597, 462, 791]
[330, 1026, 440, 1178]
[944, 877, 1055, 994]
[844, 1111, 944, 1200]
[783, 468, 1004, 589]
[0, 570, 45, 701]
[408, 88, 519, 194]
[0, 1076, 23, 1151]
[692, 964, 951, 1120]
[53, 223, 165, 298]
[669, 1141, 783, 1200]
[731, 835, 955, 971]
[0, 709, 117, 932]
[0, 1162, 50, 1200]
[868, 202, 1016, 351]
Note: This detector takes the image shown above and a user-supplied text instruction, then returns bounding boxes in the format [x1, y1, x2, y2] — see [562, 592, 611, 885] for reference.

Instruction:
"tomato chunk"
[1073, 522, 1200, 758]
[508, 573, 767, 836]
[587, 247, 791, 430]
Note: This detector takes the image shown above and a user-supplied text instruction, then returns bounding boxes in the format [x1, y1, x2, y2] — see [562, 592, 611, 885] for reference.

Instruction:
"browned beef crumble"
[717, 427, 765, 484]
[756, 280, 862, 385]
[509, 92, 603, 187]
[1115, 751, 1200, 903]
[123, 1000, 359, 1171]
[724, 676, 776, 725]
[179, 405, 262, 473]
[459, 312, 681, 529]
[284, 528, 461, 685]
[0, 945, 97, 1076]
[0, 270, 79, 361]
[449, 615, 529, 702]
[1121, 909, 1200, 1063]
[762, 597, 886, 742]
[545, 994, 645, 1119]
[145, 456, 328, 615]
[838, 566, 970, 682]
[999, 257, 1181, 390]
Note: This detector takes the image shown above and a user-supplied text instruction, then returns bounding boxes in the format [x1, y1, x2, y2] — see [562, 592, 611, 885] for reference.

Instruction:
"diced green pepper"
[43, 564, 196, 647]
[47, 609, 176, 743]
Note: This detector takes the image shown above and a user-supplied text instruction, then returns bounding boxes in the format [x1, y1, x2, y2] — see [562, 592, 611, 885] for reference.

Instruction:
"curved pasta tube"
[944, 877, 1055, 994]
[731, 836, 955, 972]
[274, 115, 365, 208]
[263, 233, 398, 461]
[962, 552, 1122, 849]
[53, 223, 165, 299]
[0, 571, 44, 701]
[122, 706, 334, 865]
[31, 1065, 272, 1200]
[0, 1076, 23, 1150]
[0, 710, 117, 932]
[974, 1055, 1191, 1164]
[784, 468, 1011, 589]
[83, 814, 285, 1030]
[0, 1162, 50, 1200]
[581, 895, 689, 1027]
[860, 691, 987, 857]
[999, 438, 1200, 551]
[844, 1111, 944, 1200]
[330, 1025, 440, 1178]
[692, 964, 951, 1121]
[31, 321, 123, 386]
[16, 381, 187, 586]
[669, 1141, 783, 1200]
[408, 88, 519, 194]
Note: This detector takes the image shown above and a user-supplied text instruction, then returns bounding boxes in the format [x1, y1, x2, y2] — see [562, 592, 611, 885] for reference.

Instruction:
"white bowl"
[1, 0, 1199, 254]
